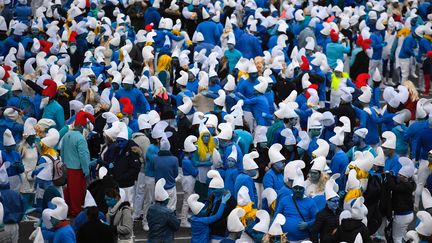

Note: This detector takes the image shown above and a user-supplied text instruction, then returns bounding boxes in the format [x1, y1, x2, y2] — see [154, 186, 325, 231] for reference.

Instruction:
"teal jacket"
[43, 100, 65, 131]
[60, 130, 90, 176]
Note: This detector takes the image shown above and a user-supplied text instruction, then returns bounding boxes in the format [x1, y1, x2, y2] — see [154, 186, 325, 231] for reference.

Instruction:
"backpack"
[46, 154, 68, 187]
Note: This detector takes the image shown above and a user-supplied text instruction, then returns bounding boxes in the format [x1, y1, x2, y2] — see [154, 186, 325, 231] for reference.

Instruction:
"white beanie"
[207, 170, 224, 189]
[41, 128, 60, 148]
[381, 131, 396, 149]
[3, 129, 15, 147]
[227, 208, 246, 233]
[50, 197, 69, 220]
[243, 151, 259, 170]
[187, 194, 205, 215]
[268, 213, 285, 236]
[398, 157, 415, 178]
[154, 178, 169, 201]
[268, 143, 285, 164]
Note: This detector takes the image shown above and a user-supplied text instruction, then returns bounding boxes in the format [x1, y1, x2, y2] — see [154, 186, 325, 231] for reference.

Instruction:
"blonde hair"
[403, 80, 419, 102]
[196, 131, 216, 161]
[157, 55, 172, 72]
[262, 233, 288, 243]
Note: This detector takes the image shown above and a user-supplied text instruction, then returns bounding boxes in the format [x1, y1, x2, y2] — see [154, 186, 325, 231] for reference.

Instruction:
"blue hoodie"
[263, 169, 284, 191]
[234, 173, 258, 206]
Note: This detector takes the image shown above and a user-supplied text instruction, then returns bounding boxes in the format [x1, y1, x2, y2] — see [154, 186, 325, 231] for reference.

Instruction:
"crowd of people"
[0, 0, 431, 242]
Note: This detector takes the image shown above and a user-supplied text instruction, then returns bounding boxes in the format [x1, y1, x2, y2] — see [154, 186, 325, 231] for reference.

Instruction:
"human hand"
[298, 221, 308, 230]
[89, 159, 98, 167]
[109, 163, 114, 169]
[222, 191, 231, 203]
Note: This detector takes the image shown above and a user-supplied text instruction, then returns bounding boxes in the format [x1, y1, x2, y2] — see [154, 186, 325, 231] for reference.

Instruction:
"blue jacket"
[354, 106, 380, 145]
[224, 49, 242, 73]
[221, 143, 243, 171]
[370, 31, 385, 60]
[43, 100, 65, 130]
[404, 120, 428, 158]
[53, 224, 76, 243]
[60, 130, 90, 176]
[0, 185, 24, 223]
[236, 33, 263, 59]
[263, 169, 284, 191]
[186, 79, 199, 94]
[384, 154, 401, 175]
[0, 118, 23, 150]
[234, 173, 258, 206]
[190, 203, 226, 243]
[196, 21, 223, 46]
[330, 150, 349, 191]
[224, 168, 239, 196]
[115, 88, 150, 117]
[417, 37, 432, 62]
[296, 93, 313, 130]
[415, 127, 432, 161]
[243, 95, 272, 126]
[154, 151, 179, 190]
[392, 124, 408, 155]
[275, 195, 318, 241]
[399, 34, 418, 59]
[233, 130, 253, 155]
[182, 157, 198, 177]
[145, 144, 159, 177]
[144, 7, 161, 26]
[326, 42, 350, 69]
[153, 30, 184, 51]
[236, 78, 259, 112]
[147, 202, 180, 242]
[1, 150, 24, 177]
[14, 3, 32, 24]
[72, 210, 106, 231]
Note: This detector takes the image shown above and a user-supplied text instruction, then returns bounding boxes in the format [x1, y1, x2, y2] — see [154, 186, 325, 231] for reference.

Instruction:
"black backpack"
[46, 155, 68, 186]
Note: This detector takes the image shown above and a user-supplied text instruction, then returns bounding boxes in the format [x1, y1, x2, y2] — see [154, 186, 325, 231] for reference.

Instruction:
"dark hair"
[105, 188, 120, 200]
[86, 206, 100, 221]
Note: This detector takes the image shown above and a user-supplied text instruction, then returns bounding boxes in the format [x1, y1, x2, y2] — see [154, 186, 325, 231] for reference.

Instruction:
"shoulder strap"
[292, 195, 311, 233]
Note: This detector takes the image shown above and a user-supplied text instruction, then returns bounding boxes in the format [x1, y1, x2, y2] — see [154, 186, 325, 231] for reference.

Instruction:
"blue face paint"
[4, 145, 16, 152]
[123, 83, 133, 91]
[202, 133, 210, 144]
[227, 158, 236, 168]
[26, 135, 36, 146]
[293, 186, 305, 199]
[327, 197, 340, 211]
[352, 135, 361, 146]
[272, 161, 285, 173]
[208, 127, 216, 136]
[116, 138, 128, 148]
[105, 196, 118, 208]
[245, 169, 258, 178]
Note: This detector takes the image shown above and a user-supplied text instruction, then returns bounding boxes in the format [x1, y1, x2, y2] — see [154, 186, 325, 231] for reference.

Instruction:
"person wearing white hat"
[385, 157, 416, 243]
[263, 143, 286, 191]
[72, 190, 108, 232]
[264, 213, 286, 242]
[346, 128, 377, 162]
[225, 207, 246, 241]
[275, 167, 318, 242]
[179, 135, 199, 228]
[0, 160, 24, 243]
[310, 174, 342, 243]
[234, 151, 259, 207]
[224, 144, 241, 197]
[329, 126, 349, 189]
[391, 109, 411, 156]
[104, 188, 135, 242]
[1, 129, 24, 192]
[18, 117, 38, 212]
[188, 192, 231, 243]
[381, 131, 402, 175]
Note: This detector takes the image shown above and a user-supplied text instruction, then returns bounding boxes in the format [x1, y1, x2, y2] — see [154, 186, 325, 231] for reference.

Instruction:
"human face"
[245, 169, 258, 179]
[272, 161, 285, 173]
[227, 158, 236, 168]
[309, 128, 321, 137]
[202, 133, 210, 144]
[326, 196, 339, 211]
[352, 134, 361, 146]
[228, 43, 235, 50]
[308, 170, 321, 183]
[123, 83, 133, 91]
[292, 186, 305, 199]
[104, 196, 118, 208]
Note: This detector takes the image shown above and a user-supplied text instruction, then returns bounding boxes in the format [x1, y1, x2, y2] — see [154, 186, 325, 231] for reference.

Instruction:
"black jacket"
[88, 175, 119, 214]
[363, 174, 383, 234]
[208, 194, 237, 238]
[332, 218, 372, 243]
[76, 219, 116, 243]
[350, 50, 370, 82]
[104, 140, 141, 188]
[310, 206, 341, 243]
[386, 173, 416, 214]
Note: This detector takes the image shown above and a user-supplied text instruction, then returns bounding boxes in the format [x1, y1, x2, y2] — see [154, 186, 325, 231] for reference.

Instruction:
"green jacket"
[60, 130, 90, 176]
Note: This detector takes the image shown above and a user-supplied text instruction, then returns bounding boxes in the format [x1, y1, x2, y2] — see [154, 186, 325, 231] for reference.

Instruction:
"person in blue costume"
[346, 128, 377, 161]
[399, 29, 420, 81]
[320, 112, 336, 142]
[392, 110, 410, 156]
[328, 127, 349, 191]
[0, 161, 24, 243]
[234, 151, 259, 207]
[195, 11, 223, 46]
[194, 32, 215, 57]
[415, 118, 432, 162]
[224, 37, 242, 74]
[295, 79, 314, 130]
[1, 129, 24, 192]
[115, 79, 150, 118]
[231, 124, 253, 156]
[40, 79, 65, 131]
[153, 18, 184, 52]
[263, 144, 285, 191]
[49, 197, 76, 243]
[224, 145, 240, 196]
[188, 192, 230, 243]
[382, 131, 401, 175]
[275, 172, 318, 242]
[14, 0, 32, 25]
[217, 123, 243, 171]
[404, 109, 429, 158]
[236, 25, 263, 59]
[326, 30, 351, 69]
[0, 108, 24, 150]
[354, 87, 380, 146]
[143, 0, 161, 27]
[72, 190, 106, 232]
[236, 77, 272, 127]
[369, 20, 387, 79]
[7, 82, 35, 117]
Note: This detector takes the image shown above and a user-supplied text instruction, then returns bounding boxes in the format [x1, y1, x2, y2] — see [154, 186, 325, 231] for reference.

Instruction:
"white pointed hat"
[340, 116, 351, 133]
[184, 135, 197, 153]
[329, 126, 345, 146]
[268, 213, 286, 236]
[312, 139, 329, 158]
[217, 123, 233, 140]
[253, 210, 270, 233]
[350, 197, 368, 221]
[398, 157, 415, 178]
[311, 156, 327, 172]
[188, 194, 205, 215]
[373, 146, 385, 167]
[280, 128, 296, 146]
[415, 211, 432, 237]
[335, 59, 344, 72]
[214, 89, 226, 107]
[224, 75, 236, 91]
[372, 68, 381, 82]
[308, 112, 323, 130]
[41, 128, 60, 148]
[137, 114, 151, 130]
[302, 73, 312, 89]
[392, 109, 411, 125]
[381, 131, 396, 149]
[155, 178, 169, 201]
[358, 86, 372, 104]
[262, 187, 277, 207]
[50, 197, 69, 220]
[297, 131, 311, 150]
[354, 128, 368, 139]
[0, 162, 9, 186]
[227, 208, 246, 233]
[84, 190, 97, 207]
[237, 186, 251, 206]
[23, 117, 37, 136]
[268, 143, 285, 164]
[292, 167, 305, 188]
[346, 169, 361, 191]
[228, 145, 238, 161]
[3, 129, 15, 146]
[243, 151, 259, 170]
[416, 98, 432, 119]
[104, 122, 120, 140]
[254, 78, 268, 94]
[284, 160, 306, 182]
[325, 173, 340, 200]
[178, 96, 193, 114]
[354, 233, 363, 243]
[117, 122, 129, 140]
[208, 170, 224, 189]
[422, 188, 432, 209]
[176, 70, 189, 86]
[355, 151, 374, 172]
[99, 167, 108, 179]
